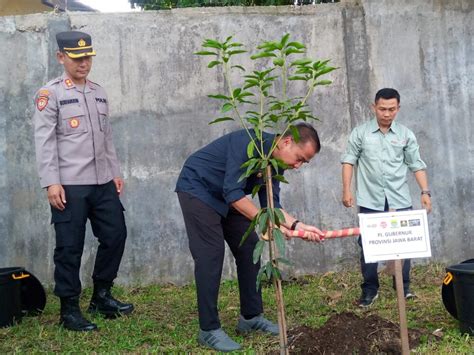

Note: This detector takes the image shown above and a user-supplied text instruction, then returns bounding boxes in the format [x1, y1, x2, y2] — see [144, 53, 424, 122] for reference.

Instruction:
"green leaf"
[273, 228, 285, 255]
[291, 58, 313, 66]
[256, 266, 266, 289]
[208, 94, 230, 100]
[228, 43, 244, 48]
[208, 117, 234, 125]
[239, 215, 258, 247]
[240, 157, 258, 168]
[203, 39, 222, 49]
[276, 159, 289, 170]
[250, 52, 277, 60]
[251, 184, 261, 198]
[314, 66, 337, 78]
[314, 59, 330, 69]
[273, 174, 289, 184]
[267, 208, 275, 225]
[208, 60, 221, 68]
[315, 80, 333, 86]
[270, 158, 279, 175]
[247, 140, 255, 158]
[280, 33, 291, 48]
[265, 261, 273, 279]
[221, 102, 234, 113]
[271, 267, 282, 280]
[232, 88, 242, 98]
[290, 125, 300, 143]
[276, 257, 292, 266]
[258, 211, 269, 235]
[274, 208, 285, 226]
[195, 51, 218, 56]
[228, 50, 247, 55]
[273, 58, 284, 67]
[286, 41, 306, 49]
[253, 240, 265, 264]
[284, 48, 305, 56]
[232, 65, 245, 71]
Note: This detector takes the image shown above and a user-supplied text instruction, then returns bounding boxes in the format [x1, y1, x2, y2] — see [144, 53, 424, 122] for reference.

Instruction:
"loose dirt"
[283, 312, 426, 354]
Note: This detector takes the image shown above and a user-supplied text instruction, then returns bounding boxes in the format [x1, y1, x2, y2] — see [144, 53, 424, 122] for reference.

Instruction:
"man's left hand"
[113, 177, 124, 195]
[421, 195, 432, 214]
[295, 223, 325, 243]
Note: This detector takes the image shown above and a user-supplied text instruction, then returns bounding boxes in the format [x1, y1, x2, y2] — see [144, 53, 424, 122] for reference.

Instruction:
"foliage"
[195, 34, 336, 288]
[129, 0, 339, 10]
[1, 264, 472, 353]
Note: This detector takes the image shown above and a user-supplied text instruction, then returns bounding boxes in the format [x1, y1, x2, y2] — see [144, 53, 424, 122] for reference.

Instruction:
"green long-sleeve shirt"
[341, 119, 426, 210]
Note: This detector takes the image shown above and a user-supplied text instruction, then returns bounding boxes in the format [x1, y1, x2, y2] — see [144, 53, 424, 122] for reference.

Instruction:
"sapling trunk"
[265, 165, 289, 355]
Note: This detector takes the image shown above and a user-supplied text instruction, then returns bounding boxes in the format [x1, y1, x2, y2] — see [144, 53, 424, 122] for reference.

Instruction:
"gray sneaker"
[198, 328, 241, 352]
[236, 314, 279, 335]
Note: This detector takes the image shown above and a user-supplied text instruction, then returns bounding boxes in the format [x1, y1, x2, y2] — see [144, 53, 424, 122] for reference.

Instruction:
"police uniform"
[33, 31, 132, 331]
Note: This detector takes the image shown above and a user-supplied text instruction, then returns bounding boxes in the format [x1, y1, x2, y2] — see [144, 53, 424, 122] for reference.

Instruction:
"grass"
[1, 263, 472, 353]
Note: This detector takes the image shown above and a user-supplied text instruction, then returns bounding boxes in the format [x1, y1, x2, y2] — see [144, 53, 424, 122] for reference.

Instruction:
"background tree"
[129, 0, 339, 10]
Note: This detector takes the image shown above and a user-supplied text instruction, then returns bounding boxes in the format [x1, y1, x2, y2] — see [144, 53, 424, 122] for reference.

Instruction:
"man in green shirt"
[341, 88, 432, 307]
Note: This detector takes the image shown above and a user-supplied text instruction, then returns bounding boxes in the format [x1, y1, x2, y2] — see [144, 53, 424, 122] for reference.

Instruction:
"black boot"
[88, 283, 134, 318]
[60, 296, 98, 331]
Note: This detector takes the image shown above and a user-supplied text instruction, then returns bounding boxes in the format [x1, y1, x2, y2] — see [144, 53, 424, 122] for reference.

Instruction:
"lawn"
[1, 264, 472, 353]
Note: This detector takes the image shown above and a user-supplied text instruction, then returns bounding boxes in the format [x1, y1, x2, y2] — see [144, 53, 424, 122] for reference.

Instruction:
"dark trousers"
[177, 192, 263, 331]
[359, 200, 411, 295]
[51, 181, 127, 298]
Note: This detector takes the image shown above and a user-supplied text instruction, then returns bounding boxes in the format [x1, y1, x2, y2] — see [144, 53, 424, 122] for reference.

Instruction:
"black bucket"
[446, 263, 474, 335]
[0, 267, 29, 327]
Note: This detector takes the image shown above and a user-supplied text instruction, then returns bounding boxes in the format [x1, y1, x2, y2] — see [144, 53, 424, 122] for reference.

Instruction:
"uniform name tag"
[59, 99, 79, 106]
[95, 98, 107, 103]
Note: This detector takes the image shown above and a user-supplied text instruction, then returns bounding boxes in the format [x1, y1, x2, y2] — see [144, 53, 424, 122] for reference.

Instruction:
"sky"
[78, 0, 137, 12]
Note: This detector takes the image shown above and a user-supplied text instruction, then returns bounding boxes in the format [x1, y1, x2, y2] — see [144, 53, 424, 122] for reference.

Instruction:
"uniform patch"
[69, 118, 80, 128]
[60, 99, 80, 106]
[39, 89, 50, 97]
[95, 98, 107, 103]
[65, 79, 74, 88]
[36, 96, 49, 111]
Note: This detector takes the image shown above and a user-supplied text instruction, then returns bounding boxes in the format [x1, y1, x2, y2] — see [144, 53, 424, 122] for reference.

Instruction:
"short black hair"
[375, 88, 400, 104]
[283, 123, 321, 153]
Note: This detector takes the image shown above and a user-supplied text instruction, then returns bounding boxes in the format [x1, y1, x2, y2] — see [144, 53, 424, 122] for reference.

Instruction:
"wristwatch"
[290, 220, 300, 230]
[421, 190, 431, 197]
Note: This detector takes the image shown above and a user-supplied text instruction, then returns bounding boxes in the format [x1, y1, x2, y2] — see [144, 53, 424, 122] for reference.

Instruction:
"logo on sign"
[380, 221, 387, 228]
[409, 219, 421, 227]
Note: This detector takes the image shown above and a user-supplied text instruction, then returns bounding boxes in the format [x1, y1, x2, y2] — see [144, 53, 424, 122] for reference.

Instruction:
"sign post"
[358, 209, 431, 355]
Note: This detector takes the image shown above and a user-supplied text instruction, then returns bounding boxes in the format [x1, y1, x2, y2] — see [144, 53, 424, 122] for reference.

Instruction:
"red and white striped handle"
[291, 227, 360, 239]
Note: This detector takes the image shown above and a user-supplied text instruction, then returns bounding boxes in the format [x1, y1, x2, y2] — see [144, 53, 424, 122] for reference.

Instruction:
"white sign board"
[358, 209, 431, 263]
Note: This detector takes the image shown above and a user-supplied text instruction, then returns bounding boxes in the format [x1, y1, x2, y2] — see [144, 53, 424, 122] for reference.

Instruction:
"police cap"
[56, 31, 96, 59]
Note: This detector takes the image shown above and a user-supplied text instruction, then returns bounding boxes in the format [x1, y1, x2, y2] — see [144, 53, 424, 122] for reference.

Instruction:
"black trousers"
[358, 200, 411, 295]
[177, 192, 263, 331]
[51, 181, 127, 298]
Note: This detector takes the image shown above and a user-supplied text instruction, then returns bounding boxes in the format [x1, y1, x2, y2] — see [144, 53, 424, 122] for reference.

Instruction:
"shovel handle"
[291, 227, 360, 239]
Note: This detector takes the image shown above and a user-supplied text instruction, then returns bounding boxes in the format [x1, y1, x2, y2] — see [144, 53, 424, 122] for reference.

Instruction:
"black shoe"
[358, 292, 378, 308]
[60, 296, 97, 332]
[88, 285, 134, 318]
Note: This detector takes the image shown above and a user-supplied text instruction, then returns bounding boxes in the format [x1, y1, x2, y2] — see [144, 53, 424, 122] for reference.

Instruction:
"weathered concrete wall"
[0, 0, 472, 286]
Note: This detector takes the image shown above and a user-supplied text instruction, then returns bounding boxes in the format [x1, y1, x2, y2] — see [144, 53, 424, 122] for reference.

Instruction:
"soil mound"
[285, 312, 425, 354]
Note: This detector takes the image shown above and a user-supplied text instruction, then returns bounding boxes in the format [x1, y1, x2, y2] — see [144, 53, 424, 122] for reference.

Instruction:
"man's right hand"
[342, 190, 354, 208]
[47, 184, 66, 211]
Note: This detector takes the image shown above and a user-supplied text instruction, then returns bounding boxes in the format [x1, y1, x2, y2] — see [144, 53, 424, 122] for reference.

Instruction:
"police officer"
[33, 31, 133, 331]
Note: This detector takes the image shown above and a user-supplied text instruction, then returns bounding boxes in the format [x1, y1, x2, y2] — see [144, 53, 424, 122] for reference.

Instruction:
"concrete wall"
[0, 0, 472, 286]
